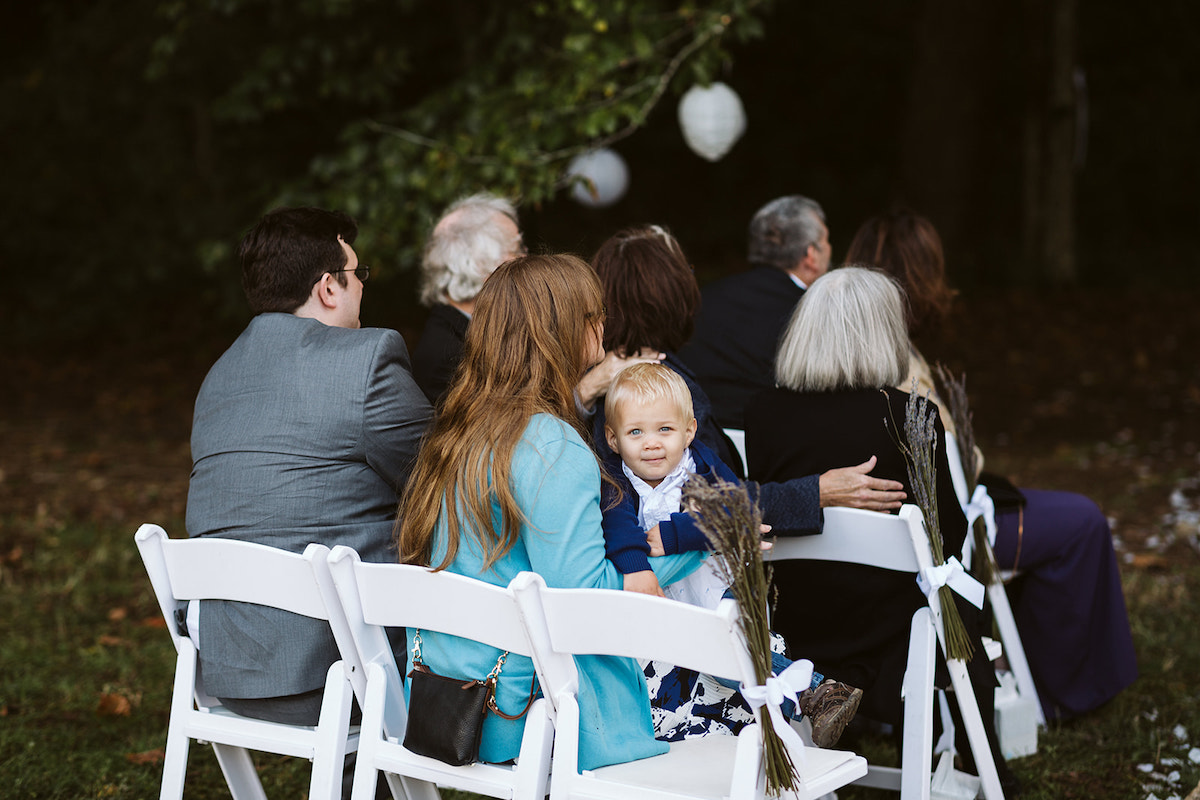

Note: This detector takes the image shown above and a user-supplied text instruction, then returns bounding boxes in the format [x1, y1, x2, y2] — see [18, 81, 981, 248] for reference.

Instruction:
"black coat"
[411, 303, 470, 406]
[745, 386, 973, 724]
[678, 265, 804, 429]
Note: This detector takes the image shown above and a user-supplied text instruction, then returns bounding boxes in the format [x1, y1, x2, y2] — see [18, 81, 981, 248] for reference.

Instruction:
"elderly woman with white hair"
[744, 266, 1015, 788]
[412, 193, 526, 405]
[413, 193, 662, 409]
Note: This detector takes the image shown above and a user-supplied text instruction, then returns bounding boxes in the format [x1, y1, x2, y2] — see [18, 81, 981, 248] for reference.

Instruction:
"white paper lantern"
[566, 148, 629, 208]
[677, 82, 747, 162]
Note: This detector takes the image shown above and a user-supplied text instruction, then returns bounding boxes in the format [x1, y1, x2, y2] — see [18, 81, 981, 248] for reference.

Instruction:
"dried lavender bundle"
[682, 477, 797, 795]
[899, 385, 976, 662]
[932, 364, 1000, 587]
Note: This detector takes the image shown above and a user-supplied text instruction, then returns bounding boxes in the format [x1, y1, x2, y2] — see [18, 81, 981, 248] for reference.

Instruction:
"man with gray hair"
[412, 193, 525, 404]
[680, 195, 831, 429]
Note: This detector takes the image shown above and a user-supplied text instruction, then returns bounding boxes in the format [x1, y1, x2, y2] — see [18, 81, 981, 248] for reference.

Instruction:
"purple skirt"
[992, 488, 1138, 721]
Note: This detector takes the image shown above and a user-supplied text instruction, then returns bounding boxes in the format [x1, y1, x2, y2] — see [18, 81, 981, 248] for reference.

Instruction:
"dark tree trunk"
[898, 1, 1002, 280]
[1021, 0, 1079, 284]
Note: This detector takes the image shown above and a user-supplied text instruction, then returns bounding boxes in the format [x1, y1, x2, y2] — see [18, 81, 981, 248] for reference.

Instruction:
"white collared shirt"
[622, 450, 697, 532]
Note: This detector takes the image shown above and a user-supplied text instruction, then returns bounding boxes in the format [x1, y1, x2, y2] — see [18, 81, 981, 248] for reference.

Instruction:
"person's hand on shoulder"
[819, 456, 906, 511]
[576, 348, 666, 412]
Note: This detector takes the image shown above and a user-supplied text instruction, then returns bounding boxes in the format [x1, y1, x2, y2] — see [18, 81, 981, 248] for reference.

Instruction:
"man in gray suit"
[186, 207, 432, 725]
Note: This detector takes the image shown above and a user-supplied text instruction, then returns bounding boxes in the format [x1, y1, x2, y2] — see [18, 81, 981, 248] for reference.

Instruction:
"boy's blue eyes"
[624, 426, 675, 436]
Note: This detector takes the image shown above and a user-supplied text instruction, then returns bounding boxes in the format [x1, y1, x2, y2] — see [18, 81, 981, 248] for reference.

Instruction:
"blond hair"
[604, 362, 695, 433]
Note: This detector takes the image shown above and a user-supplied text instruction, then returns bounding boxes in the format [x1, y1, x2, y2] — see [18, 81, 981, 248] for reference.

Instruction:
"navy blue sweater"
[601, 439, 821, 575]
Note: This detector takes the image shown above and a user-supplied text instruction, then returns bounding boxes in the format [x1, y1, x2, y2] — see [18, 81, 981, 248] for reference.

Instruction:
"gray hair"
[748, 195, 826, 271]
[419, 193, 521, 307]
[774, 266, 911, 392]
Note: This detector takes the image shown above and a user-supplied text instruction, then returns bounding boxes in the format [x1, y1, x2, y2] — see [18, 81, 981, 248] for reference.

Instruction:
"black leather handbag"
[402, 631, 538, 766]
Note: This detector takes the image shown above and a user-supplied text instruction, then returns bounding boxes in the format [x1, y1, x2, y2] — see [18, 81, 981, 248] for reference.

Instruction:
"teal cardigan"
[408, 414, 703, 770]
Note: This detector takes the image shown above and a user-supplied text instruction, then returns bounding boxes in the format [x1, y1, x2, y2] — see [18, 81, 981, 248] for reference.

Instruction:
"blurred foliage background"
[3, 0, 1197, 347]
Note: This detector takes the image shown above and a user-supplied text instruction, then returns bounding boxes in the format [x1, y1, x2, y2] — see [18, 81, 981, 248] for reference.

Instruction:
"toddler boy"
[600, 362, 862, 747]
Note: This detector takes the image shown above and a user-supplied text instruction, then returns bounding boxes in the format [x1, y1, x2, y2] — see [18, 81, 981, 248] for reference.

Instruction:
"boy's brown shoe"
[798, 679, 864, 748]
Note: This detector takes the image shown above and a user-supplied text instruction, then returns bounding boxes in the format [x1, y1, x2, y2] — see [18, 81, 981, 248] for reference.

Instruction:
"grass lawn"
[2, 514, 1198, 798]
[2, 289, 1199, 798]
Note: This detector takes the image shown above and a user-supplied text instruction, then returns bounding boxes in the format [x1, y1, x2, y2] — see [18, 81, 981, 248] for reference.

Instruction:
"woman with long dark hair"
[846, 211, 1137, 722]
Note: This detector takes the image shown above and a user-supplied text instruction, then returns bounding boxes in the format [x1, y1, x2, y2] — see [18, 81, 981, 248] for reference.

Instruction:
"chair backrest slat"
[765, 506, 922, 573]
[943, 433, 971, 509]
[157, 534, 330, 620]
[338, 557, 533, 656]
[533, 586, 752, 685]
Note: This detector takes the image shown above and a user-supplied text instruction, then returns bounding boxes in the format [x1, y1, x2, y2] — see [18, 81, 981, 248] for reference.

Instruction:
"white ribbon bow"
[740, 658, 813, 763]
[963, 484, 997, 548]
[917, 556, 986, 609]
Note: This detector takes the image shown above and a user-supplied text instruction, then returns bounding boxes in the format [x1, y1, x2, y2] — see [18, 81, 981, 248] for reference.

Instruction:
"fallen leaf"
[1130, 553, 1169, 570]
[107, 607, 128, 621]
[96, 693, 132, 717]
[125, 749, 165, 765]
[138, 616, 167, 629]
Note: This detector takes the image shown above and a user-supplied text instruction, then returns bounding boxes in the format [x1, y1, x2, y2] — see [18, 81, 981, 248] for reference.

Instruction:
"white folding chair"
[326, 547, 554, 800]
[944, 433, 1046, 741]
[722, 428, 749, 475]
[765, 505, 1007, 800]
[512, 573, 867, 800]
[135, 523, 358, 800]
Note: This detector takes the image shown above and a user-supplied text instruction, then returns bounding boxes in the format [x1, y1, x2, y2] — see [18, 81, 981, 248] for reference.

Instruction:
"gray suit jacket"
[186, 313, 432, 699]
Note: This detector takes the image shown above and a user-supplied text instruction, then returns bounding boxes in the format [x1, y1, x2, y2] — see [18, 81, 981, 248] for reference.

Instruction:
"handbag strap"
[486, 672, 539, 720]
[413, 629, 540, 721]
[412, 628, 508, 673]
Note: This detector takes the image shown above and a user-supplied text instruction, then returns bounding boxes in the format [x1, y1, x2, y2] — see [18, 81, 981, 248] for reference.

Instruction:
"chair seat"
[371, 738, 526, 797]
[585, 735, 735, 799]
[583, 731, 865, 800]
[191, 705, 363, 754]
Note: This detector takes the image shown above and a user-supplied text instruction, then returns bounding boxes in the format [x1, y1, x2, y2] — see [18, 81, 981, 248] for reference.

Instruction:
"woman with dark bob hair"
[744, 266, 1012, 782]
[590, 225, 739, 471]
[397, 253, 705, 770]
[846, 210, 1137, 722]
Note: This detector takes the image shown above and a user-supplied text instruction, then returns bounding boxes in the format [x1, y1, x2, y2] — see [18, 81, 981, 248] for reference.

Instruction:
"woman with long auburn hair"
[396, 253, 704, 770]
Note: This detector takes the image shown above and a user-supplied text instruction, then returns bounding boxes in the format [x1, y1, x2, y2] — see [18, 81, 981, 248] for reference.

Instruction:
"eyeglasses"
[330, 264, 370, 282]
